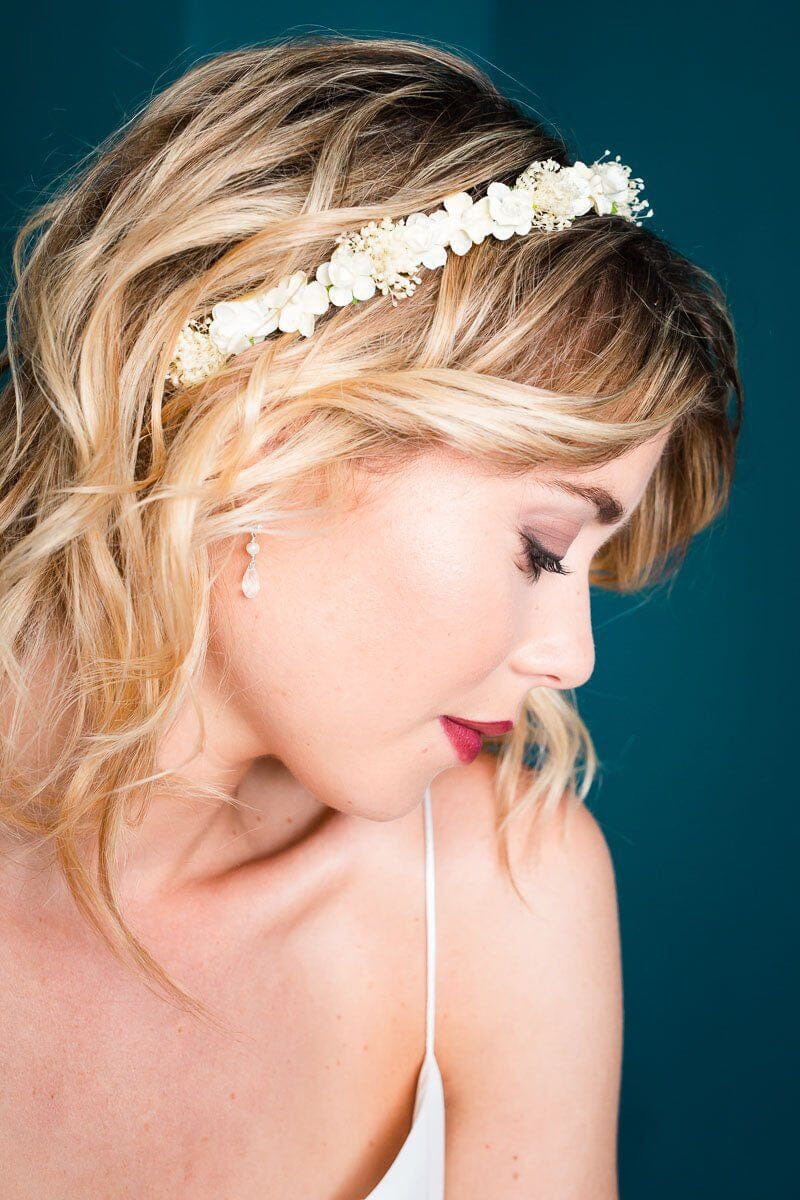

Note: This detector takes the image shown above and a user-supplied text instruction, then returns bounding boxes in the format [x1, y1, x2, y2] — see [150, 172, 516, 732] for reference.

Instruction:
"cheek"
[339, 507, 514, 695]
[276, 509, 509, 711]
[212, 490, 517, 757]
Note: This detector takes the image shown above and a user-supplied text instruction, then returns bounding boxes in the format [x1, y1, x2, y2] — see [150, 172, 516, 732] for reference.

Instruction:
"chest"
[0, 876, 431, 1199]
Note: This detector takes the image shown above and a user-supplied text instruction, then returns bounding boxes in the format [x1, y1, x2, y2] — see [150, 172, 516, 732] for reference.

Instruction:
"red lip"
[442, 716, 514, 736]
[439, 715, 514, 765]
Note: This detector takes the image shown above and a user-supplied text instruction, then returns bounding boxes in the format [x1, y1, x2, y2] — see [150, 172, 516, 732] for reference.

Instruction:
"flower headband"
[165, 150, 652, 388]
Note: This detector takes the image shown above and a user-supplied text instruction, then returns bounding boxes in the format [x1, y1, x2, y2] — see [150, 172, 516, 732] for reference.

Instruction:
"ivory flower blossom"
[208, 271, 330, 351]
[316, 246, 377, 306]
[402, 212, 449, 268]
[485, 181, 534, 238]
[208, 296, 279, 356]
[267, 273, 330, 336]
[431, 191, 495, 255]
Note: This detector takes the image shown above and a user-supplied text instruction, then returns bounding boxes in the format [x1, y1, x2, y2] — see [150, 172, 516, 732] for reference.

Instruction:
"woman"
[0, 34, 741, 1199]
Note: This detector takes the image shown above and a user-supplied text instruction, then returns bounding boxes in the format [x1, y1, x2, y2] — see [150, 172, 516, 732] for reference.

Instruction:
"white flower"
[591, 160, 632, 213]
[316, 245, 377, 306]
[260, 270, 330, 337]
[268, 272, 330, 337]
[433, 191, 495, 255]
[568, 160, 625, 217]
[208, 295, 279, 356]
[208, 271, 330, 349]
[402, 212, 448, 269]
[485, 181, 534, 239]
[561, 164, 602, 216]
[259, 270, 308, 312]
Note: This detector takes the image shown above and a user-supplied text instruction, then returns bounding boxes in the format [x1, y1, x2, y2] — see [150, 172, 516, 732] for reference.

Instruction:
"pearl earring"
[241, 524, 263, 599]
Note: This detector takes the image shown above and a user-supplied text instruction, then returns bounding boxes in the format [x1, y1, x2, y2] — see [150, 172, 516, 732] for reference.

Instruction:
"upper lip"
[442, 716, 515, 735]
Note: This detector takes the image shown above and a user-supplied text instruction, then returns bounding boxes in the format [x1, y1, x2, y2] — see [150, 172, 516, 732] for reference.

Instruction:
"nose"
[509, 575, 596, 692]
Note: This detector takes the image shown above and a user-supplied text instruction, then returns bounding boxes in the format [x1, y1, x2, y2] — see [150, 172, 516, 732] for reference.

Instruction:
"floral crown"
[165, 150, 652, 388]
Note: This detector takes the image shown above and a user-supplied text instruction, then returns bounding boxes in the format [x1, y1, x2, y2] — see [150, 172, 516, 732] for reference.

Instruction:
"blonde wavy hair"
[0, 34, 742, 1028]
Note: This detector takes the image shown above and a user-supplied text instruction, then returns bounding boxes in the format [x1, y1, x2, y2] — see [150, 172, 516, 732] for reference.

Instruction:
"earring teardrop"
[241, 560, 260, 598]
[241, 525, 263, 598]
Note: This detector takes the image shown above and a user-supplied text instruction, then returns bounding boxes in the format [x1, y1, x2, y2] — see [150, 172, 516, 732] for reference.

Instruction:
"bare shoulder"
[430, 753, 623, 1200]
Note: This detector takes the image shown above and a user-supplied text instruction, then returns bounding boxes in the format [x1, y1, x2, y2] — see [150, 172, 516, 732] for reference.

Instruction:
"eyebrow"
[544, 480, 627, 526]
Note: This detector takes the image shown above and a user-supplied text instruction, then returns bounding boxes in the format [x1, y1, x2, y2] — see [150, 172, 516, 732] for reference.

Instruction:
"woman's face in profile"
[207, 431, 671, 821]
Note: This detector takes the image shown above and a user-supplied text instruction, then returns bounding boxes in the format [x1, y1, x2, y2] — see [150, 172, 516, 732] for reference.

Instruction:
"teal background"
[2, 5, 796, 1196]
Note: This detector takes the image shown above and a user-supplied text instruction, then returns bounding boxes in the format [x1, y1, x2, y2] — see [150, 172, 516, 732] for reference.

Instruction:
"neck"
[0, 673, 335, 913]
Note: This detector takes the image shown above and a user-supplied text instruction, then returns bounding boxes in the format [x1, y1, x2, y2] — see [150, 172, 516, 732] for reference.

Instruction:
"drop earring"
[241, 524, 263, 599]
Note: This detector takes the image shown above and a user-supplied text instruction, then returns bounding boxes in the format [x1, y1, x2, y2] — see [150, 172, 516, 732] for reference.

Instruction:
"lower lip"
[439, 716, 484, 764]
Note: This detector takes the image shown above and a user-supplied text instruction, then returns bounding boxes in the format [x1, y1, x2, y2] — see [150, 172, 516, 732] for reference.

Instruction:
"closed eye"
[517, 529, 573, 585]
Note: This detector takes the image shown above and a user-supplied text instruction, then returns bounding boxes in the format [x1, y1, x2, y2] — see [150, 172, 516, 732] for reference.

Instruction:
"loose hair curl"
[0, 34, 742, 1027]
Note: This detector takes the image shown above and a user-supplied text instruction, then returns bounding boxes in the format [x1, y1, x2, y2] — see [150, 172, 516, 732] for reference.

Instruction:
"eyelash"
[517, 530, 573, 584]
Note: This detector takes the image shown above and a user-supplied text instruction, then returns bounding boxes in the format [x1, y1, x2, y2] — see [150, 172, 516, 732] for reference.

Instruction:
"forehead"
[533, 429, 673, 514]
[345, 427, 673, 523]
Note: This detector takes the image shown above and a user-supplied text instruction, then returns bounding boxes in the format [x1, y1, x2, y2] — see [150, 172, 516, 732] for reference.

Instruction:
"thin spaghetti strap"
[423, 782, 437, 1059]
